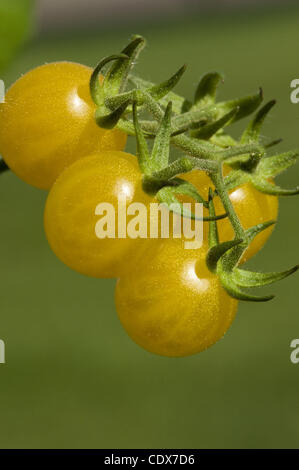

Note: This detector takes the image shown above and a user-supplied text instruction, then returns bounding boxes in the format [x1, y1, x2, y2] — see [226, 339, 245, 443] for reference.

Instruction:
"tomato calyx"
[219, 100, 299, 196]
[132, 102, 226, 222]
[206, 190, 299, 302]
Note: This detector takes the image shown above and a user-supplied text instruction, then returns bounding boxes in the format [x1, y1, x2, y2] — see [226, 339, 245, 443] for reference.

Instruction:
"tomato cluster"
[0, 57, 294, 358]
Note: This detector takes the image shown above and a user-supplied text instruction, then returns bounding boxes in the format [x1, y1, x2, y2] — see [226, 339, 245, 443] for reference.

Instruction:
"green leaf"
[90, 54, 128, 106]
[132, 103, 151, 175]
[0, 0, 34, 72]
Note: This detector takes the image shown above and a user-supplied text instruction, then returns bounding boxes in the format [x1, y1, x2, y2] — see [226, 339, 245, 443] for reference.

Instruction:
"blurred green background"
[0, 0, 299, 449]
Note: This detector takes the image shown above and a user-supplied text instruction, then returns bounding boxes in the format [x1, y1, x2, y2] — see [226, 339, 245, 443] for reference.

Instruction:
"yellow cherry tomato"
[44, 151, 152, 279]
[0, 62, 127, 189]
[182, 167, 278, 263]
[115, 238, 238, 357]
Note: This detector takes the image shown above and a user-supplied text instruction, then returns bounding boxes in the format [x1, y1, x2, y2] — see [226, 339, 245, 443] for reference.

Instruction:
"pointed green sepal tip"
[104, 36, 146, 96]
[245, 220, 276, 244]
[217, 87, 263, 124]
[194, 72, 224, 105]
[265, 138, 283, 149]
[233, 265, 299, 288]
[241, 99, 276, 143]
[147, 65, 187, 102]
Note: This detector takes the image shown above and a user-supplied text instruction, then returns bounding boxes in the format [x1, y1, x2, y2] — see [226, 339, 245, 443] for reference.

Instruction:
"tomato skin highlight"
[115, 238, 238, 357]
[0, 62, 127, 189]
[182, 168, 278, 262]
[44, 151, 152, 279]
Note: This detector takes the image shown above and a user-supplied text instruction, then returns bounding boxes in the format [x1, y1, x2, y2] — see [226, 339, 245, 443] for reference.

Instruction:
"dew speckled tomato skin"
[0, 62, 127, 189]
[44, 151, 152, 279]
[115, 238, 238, 357]
[182, 167, 278, 263]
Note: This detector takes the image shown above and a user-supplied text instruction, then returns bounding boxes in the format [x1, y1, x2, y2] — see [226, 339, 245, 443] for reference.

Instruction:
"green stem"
[171, 134, 215, 159]
[211, 169, 246, 240]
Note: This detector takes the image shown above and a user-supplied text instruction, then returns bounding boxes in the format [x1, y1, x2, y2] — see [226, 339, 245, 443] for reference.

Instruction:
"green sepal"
[150, 102, 173, 172]
[169, 179, 208, 207]
[251, 177, 299, 196]
[191, 107, 238, 140]
[156, 185, 227, 222]
[171, 107, 214, 135]
[232, 265, 299, 288]
[245, 220, 276, 245]
[132, 102, 152, 174]
[211, 132, 237, 149]
[194, 72, 223, 107]
[224, 169, 250, 191]
[224, 150, 299, 196]
[206, 201, 283, 301]
[256, 150, 299, 178]
[148, 156, 218, 183]
[241, 100, 276, 144]
[111, 65, 186, 113]
[216, 88, 263, 124]
[129, 75, 191, 114]
[222, 220, 276, 270]
[95, 100, 130, 129]
[264, 138, 282, 149]
[104, 35, 145, 95]
[207, 239, 243, 273]
[219, 272, 275, 302]
[147, 65, 187, 101]
[89, 54, 128, 106]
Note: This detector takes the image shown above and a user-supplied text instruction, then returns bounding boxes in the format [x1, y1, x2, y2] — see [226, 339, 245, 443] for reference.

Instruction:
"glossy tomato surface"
[0, 62, 127, 189]
[115, 238, 238, 357]
[44, 151, 152, 278]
